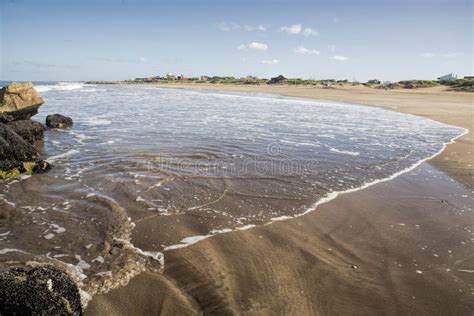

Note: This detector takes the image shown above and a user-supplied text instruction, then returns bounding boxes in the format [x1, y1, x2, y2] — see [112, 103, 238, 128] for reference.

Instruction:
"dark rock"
[268, 75, 288, 85]
[0, 123, 38, 166]
[46, 114, 73, 129]
[0, 113, 13, 124]
[0, 82, 44, 120]
[0, 160, 51, 178]
[0, 266, 83, 315]
[6, 120, 45, 144]
[31, 160, 51, 173]
[0, 123, 51, 178]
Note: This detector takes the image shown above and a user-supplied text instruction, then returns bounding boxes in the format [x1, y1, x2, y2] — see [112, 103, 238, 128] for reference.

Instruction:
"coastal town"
[86, 72, 474, 91]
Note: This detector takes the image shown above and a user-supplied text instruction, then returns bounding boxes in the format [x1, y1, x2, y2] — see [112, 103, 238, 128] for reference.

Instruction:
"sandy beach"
[85, 84, 473, 315]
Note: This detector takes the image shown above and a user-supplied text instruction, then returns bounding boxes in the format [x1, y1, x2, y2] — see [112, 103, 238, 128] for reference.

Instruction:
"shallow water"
[0, 82, 466, 298]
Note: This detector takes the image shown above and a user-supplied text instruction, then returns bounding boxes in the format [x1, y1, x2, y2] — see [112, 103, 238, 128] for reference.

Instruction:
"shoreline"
[83, 83, 474, 315]
[158, 126, 468, 252]
[151, 83, 473, 190]
[87, 163, 474, 315]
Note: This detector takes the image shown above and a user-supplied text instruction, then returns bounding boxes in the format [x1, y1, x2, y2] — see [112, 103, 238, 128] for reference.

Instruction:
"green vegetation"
[126, 74, 473, 92]
[440, 79, 474, 92]
[0, 161, 35, 179]
[398, 80, 439, 89]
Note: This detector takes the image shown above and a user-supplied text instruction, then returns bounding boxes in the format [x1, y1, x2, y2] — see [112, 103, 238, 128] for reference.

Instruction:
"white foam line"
[114, 238, 164, 266]
[0, 248, 28, 255]
[163, 224, 257, 251]
[47, 149, 80, 162]
[163, 127, 468, 252]
[158, 86, 467, 135]
[294, 126, 469, 217]
[164, 235, 211, 251]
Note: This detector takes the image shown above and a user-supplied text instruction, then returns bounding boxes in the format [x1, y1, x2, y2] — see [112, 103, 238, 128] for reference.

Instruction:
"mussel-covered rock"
[0, 123, 50, 178]
[0, 113, 13, 124]
[46, 114, 73, 129]
[0, 123, 38, 165]
[0, 266, 83, 315]
[6, 120, 45, 144]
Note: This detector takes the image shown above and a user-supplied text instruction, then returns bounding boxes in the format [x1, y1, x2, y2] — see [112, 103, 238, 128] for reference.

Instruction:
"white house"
[437, 73, 457, 81]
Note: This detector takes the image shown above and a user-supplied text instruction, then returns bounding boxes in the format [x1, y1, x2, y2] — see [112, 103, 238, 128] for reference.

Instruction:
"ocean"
[0, 81, 466, 301]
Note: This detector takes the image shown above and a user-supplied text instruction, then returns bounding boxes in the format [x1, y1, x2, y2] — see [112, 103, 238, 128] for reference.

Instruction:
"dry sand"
[86, 84, 473, 315]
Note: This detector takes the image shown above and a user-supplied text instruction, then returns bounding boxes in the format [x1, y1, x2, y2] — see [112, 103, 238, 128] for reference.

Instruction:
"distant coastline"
[86, 74, 474, 92]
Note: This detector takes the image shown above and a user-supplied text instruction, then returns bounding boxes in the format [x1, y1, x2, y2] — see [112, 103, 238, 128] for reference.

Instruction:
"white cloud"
[420, 52, 436, 58]
[139, 57, 148, 63]
[243, 24, 266, 31]
[238, 42, 269, 51]
[217, 22, 239, 31]
[443, 52, 463, 58]
[328, 45, 336, 52]
[280, 24, 318, 36]
[302, 27, 318, 37]
[294, 45, 320, 55]
[420, 52, 464, 58]
[280, 24, 302, 34]
[217, 22, 266, 32]
[333, 55, 348, 61]
[261, 59, 280, 65]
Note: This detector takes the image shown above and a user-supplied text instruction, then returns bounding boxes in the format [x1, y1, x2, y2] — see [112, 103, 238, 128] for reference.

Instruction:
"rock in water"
[0, 123, 50, 177]
[6, 120, 45, 144]
[0, 266, 83, 315]
[0, 82, 44, 120]
[46, 114, 73, 128]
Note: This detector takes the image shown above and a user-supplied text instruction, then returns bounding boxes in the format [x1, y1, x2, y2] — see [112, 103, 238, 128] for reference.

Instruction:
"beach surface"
[87, 84, 473, 315]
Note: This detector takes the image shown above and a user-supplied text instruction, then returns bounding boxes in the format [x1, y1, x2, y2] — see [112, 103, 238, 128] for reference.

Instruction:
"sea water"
[0, 81, 466, 299]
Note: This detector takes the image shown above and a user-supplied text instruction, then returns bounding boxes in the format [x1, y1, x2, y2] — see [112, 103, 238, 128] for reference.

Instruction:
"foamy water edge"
[161, 113, 468, 251]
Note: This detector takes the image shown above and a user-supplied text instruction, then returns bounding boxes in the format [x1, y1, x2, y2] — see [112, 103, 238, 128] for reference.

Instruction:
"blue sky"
[1, 0, 472, 81]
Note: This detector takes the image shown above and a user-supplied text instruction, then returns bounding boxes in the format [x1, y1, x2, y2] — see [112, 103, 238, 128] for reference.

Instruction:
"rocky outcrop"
[0, 123, 50, 177]
[46, 114, 73, 128]
[0, 113, 13, 124]
[0, 83, 51, 178]
[0, 266, 83, 315]
[0, 123, 38, 169]
[0, 82, 44, 120]
[7, 120, 45, 144]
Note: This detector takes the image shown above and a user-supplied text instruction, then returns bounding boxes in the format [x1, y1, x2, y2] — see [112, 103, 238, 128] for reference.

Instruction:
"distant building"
[166, 73, 176, 80]
[464, 76, 474, 80]
[177, 74, 187, 81]
[367, 79, 381, 85]
[437, 73, 457, 81]
[268, 75, 287, 84]
[200, 76, 210, 81]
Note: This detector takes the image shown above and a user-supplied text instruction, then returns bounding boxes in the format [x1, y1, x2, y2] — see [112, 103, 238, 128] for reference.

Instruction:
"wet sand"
[87, 85, 473, 315]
